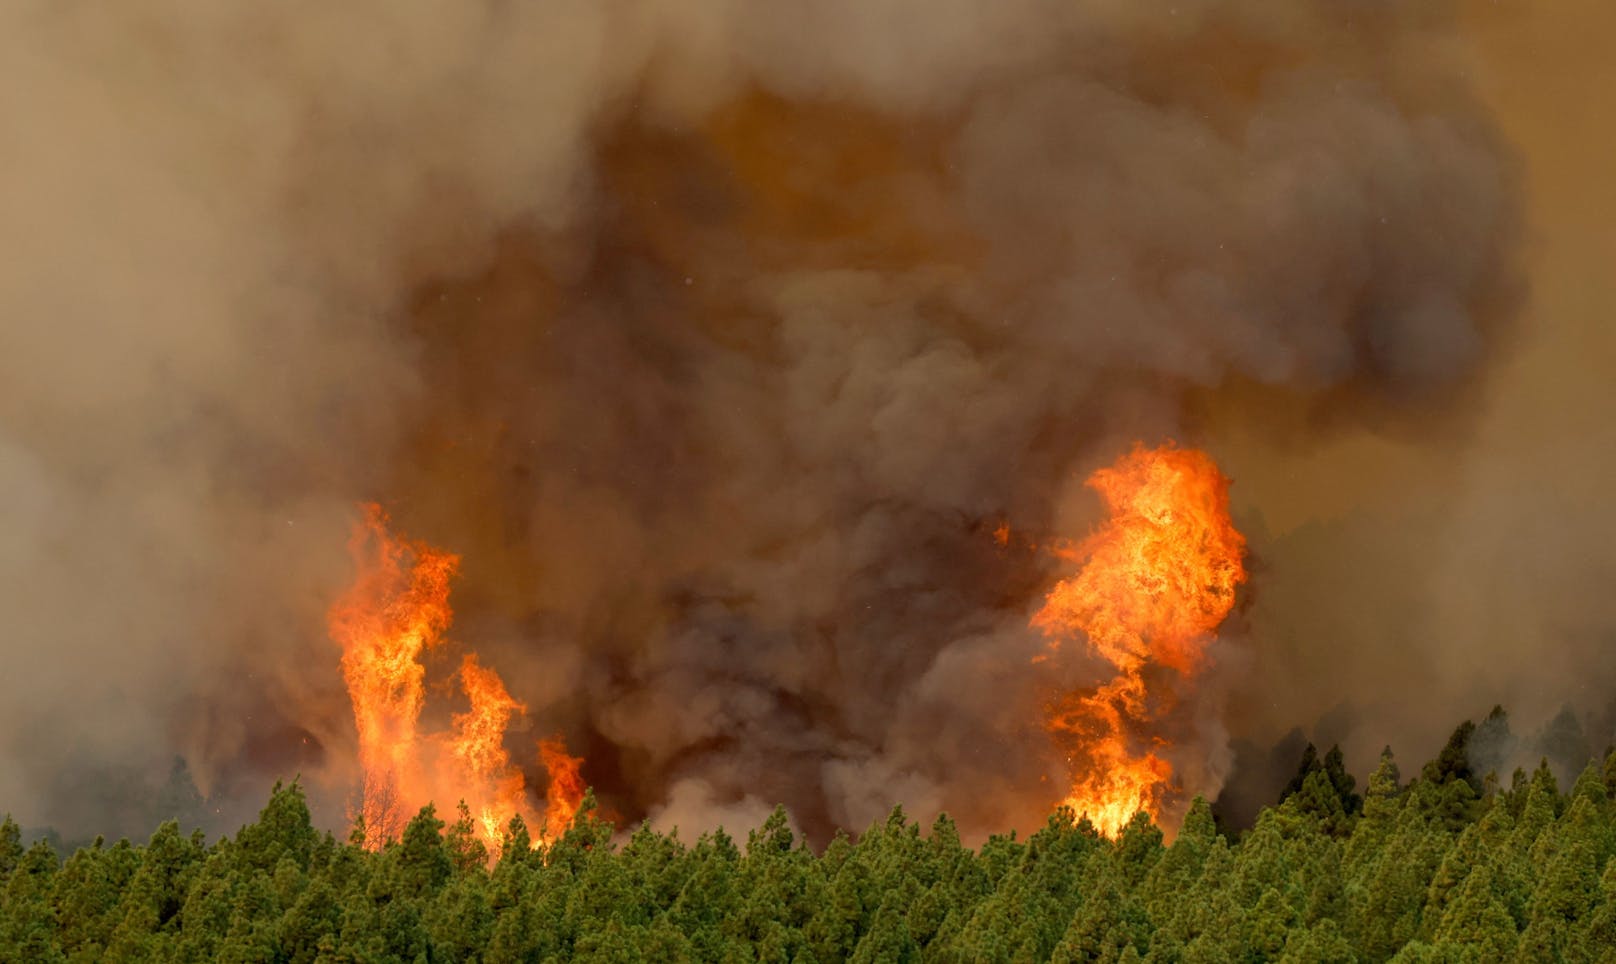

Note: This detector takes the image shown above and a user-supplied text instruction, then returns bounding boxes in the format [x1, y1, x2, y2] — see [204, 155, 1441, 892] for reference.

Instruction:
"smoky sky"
[0, 1, 1557, 842]
[1209, 0, 1616, 793]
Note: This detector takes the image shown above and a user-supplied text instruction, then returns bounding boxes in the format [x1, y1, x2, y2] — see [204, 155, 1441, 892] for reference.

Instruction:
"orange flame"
[328, 504, 585, 852]
[539, 737, 586, 837]
[1033, 444, 1245, 836]
[450, 654, 530, 847]
[327, 504, 458, 845]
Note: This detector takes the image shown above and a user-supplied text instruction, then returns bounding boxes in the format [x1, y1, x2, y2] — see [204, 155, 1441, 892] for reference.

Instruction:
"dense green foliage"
[7, 733, 1616, 961]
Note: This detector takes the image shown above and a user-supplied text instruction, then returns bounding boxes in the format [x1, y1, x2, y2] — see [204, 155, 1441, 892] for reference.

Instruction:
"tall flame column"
[1033, 444, 1246, 835]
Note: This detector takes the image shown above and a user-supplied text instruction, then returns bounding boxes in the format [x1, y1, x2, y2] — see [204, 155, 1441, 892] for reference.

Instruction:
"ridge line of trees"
[5, 709, 1616, 961]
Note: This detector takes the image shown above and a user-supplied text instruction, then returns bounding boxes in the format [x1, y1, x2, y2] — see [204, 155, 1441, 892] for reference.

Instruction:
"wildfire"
[539, 737, 586, 836]
[327, 504, 457, 845]
[450, 654, 530, 845]
[1033, 444, 1246, 836]
[328, 505, 586, 852]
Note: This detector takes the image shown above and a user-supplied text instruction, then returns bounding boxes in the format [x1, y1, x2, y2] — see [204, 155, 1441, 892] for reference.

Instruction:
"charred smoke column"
[0, 2, 1519, 841]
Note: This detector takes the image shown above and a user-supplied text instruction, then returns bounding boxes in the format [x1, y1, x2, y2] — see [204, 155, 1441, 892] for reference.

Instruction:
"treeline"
[5, 718, 1616, 961]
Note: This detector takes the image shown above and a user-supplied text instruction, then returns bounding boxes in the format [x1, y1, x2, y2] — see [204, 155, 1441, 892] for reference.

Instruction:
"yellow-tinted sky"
[1212, 0, 1616, 763]
[1223, 1, 1614, 530]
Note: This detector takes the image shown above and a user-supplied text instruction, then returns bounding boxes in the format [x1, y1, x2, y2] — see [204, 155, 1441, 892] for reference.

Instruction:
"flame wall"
[3, 0, 1605, 842]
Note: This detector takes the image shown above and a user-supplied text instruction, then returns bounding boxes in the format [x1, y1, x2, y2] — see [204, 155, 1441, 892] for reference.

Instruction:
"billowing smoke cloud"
[0, 1, 1525, 842]
[1202, 0, 1616, 808]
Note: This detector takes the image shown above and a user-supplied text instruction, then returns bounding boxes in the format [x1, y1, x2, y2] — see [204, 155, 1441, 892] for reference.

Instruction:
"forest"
[4, 712, 1616, 963]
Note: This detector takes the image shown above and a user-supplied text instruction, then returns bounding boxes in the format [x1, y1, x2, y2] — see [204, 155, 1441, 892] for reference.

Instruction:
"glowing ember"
[328, 504, 586, 852]
[1033, 444, 1246, 836]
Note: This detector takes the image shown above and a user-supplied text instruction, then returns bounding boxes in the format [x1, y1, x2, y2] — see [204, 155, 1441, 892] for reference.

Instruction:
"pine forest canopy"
[5, 711, 1616, 962]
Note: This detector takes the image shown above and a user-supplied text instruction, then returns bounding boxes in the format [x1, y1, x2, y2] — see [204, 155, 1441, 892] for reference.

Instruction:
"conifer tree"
[216, 868, 282, 962]
[49, 838, 125, 961]
[0, 815, 22, 882]
[172, 853, 236, 963]
[396, 804, 452, 898]
[0, 840, 64, 964]
[1431, 864, 1519, 959]
[236, 780, 319, 876]
[1537, 706, 1593, 782]
[1348, 796, 1444, 958]
[1471, 705, 1517, 782]
[850, 902, 918, 964]
[278, 875, 340, 964]
[9, 709, 1616, 963]
[1277, 918, 1355, 963]
[444, 802, 489, 875]
[803, 842, 873, 962]
[1424, 720, 1481, 794]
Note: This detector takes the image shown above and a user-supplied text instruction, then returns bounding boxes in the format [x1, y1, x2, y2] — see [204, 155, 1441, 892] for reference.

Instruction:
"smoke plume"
[0, 1, 1531, 842]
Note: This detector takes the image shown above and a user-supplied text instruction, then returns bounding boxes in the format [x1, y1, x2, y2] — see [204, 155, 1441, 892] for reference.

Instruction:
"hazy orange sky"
[1223, 0, 1615, 532]
[1213, 0, 1616, 763]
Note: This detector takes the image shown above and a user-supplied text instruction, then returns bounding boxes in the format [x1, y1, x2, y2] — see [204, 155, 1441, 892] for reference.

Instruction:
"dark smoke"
[1, 2, 1530, 842]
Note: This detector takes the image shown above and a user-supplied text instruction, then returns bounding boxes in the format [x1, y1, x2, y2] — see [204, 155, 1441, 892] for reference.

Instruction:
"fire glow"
[327, 504, 584, 852]
[1034, 444, 1246, 836]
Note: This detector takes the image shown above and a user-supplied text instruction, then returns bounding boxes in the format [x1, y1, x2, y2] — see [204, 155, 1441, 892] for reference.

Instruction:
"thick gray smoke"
[0, 1, 1524, 842]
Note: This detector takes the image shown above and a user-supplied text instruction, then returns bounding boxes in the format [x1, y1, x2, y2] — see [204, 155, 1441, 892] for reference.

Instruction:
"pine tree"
[488, 813, 538, 916]
[0, 815, 23, 882]
[1424, 720, 1482, 795]
[1151, 836, 1237, 952]
[908, 812, 987, 953]
[428, 873, 495, 963]
[485, 881, 556, 963]
[1241, 887, 1295, 960]
[153, 758, 208, 835]
[396, 804, 452, 898]
[1470, 705, 1517, 783]
[1277, 918, 1355, 963]
[278, 875, 340, 964]
[1115, 811, 1165, 889]
[1537, 706, 1593, 783]
[172, 852, 237, 963]
[957, 807, 1104, 960]
[1572, 857, 1616, 960]
[1420, 793, 1513, 939]
[236, 780, 320, 876]
[1346, 747, 1404, 879]
[1282, 744, 1324, 802]
[1140, 797, 1218, 916]
[849, 902, 917, 964]
[1515, 821, 1600, 961]
[1325, 746, 1363, 813]
[216, 868, 282, 962]
[1049, 858, 1151, 963]
[622, 822, 691, 926]
[803, 843, 873, 963]
[103, 819, 202, 961]
[1507, 763, 1562, 857]
[665, 829, 748, 961]
[1348, 797, 1445, 958]
[48, 836, 133, 960]
[444, 801, 489, 875]
[0, 839, 64, 963]
[571, 917, 650, 962]
[1431, 864, 1519, 959]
